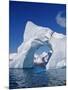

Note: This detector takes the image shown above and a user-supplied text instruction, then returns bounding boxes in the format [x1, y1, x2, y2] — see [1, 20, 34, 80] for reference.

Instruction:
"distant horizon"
[9, 1, 66, 53]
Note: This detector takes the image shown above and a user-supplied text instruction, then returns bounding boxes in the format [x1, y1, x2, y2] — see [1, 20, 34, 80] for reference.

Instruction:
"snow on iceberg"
[9, 53, 17, 61]
[9, 21, 66, 70]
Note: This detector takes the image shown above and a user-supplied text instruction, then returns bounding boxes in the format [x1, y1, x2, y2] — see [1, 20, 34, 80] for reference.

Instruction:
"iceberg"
[9, 21, 66, 70]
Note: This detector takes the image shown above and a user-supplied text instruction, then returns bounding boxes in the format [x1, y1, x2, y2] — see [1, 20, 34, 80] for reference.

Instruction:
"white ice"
[9, 21, 66, 70]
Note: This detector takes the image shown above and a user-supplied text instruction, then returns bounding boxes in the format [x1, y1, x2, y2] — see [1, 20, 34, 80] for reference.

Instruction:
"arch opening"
[33, 41, 53, 72]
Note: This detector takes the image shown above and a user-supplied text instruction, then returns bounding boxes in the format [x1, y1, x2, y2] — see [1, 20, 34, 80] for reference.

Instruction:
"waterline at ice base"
[9, 21, 66, 70]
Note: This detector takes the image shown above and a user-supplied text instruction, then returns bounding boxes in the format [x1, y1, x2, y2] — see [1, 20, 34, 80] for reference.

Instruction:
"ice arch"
[23, 40, 53, 68]
[9, 21, 66, 70]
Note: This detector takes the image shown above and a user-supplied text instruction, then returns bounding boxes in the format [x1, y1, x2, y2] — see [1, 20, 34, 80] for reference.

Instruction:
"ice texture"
[9, 21, 66, 70]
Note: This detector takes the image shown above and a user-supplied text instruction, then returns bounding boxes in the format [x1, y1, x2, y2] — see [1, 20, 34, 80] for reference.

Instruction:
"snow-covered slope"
[9, 21, 66, 70]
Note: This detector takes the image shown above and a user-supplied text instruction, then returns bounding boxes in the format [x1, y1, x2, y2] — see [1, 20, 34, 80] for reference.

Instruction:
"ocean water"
[9, 67, 66, 89]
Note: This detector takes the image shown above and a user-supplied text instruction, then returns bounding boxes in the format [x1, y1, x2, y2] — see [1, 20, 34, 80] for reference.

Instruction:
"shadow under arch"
[23, 39, 53, 68]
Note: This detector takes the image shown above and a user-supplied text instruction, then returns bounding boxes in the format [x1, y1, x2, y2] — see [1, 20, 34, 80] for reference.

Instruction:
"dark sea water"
[9, 67, 66, 89]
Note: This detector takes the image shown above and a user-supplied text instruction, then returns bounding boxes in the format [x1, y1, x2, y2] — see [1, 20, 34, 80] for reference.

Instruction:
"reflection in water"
[9, 67, 66, 89]
[9, 68, 48, 89]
